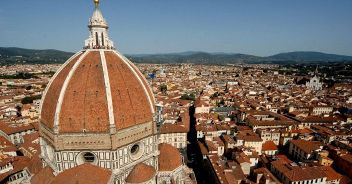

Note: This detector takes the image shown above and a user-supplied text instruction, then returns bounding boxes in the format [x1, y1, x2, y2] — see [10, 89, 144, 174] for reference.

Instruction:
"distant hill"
[0, 47, 74, 64]
[1, 47, 351, 65]
[128, 51, 352, 64]
[268, 51, 352, 62]
[127, 52, 263, 64]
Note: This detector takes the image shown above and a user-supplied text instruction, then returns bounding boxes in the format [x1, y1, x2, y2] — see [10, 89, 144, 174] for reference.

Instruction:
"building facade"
[306, 75, 323, 91]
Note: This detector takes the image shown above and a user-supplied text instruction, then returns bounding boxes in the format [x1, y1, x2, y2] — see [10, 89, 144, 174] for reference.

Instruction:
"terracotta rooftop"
[40, 50, 155, 133]
[159, 123, 188, 134]
[0, 122, 35, 135]
[262, 141, 278, 151]
[158, 143, 182, 171]
[320, 166, 342, 181]
[0, 135, 15, 149]
[221, 134, 236, 144]
[290, 139, 322, 154]
[26, 155, 43, 176]
[30, 166, 55, 184]
[271, 160, 328, 182]
[0, 156, 30, 182]
[253, 167, 281, 184]
[125, 163, 156, 183]
[236, 132, 263, 142]
[50, 163, 112, 184]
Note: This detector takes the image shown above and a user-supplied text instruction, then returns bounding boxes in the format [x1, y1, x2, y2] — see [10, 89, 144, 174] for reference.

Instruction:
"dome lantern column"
[84, 0, 114, 50]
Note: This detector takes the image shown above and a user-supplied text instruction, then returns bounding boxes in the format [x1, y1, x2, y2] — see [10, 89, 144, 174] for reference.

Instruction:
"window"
[83, 152, 95, 162]
[131, 144, 139, 155]
[101, 32, 105, 46]
[95, 32, 99, 46]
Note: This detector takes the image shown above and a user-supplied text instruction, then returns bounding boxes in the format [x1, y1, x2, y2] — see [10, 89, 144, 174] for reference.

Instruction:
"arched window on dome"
[95, 32, 99, 46]
[101, 32, 105, 46]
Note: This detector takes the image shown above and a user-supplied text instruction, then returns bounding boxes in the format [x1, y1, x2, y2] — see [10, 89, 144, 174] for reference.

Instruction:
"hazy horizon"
[1, 0, 351, 56]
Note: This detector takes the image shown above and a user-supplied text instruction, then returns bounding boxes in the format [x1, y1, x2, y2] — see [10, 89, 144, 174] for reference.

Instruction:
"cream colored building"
[306, 75, 323, 91]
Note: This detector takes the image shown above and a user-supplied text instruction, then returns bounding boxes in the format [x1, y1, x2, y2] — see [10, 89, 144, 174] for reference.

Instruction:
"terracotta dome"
[40, 50, 155, 133]
[50, 163, 112, 184]
[158, 143, 183, 171]
[125, 163, 156, 183]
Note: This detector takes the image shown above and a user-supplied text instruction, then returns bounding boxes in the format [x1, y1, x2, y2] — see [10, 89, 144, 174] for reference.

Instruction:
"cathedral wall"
[44, 135, 159, 175]
[55, 133, 112, 150]
[40, 121, 155, 151]
[111, 121, 154, 149]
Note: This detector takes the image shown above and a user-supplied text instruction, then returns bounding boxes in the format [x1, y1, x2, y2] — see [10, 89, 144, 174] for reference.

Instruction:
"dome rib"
[59, 51, 110, 133]
[40, 51, 83, 129]
[113, 50, 155, 114]
[99, 50, 116, 133]
[125, 58, 155, 107]
[54, 51, 90, 132]
[105, 51, 153, 130]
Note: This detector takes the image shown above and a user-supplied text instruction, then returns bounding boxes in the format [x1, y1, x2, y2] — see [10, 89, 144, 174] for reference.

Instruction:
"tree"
[228, 114, 236, 121]
[217, 99, 225, 106]
[25, 86, 32, 90]
[180, 93, 195, 101]
[210, 92, 220, 99]
[159, 84, 167, 94]
[21, 95, 42, 104]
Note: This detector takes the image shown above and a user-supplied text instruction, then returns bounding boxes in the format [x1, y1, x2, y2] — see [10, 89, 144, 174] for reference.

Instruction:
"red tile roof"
[262, 141, 278, 151]
[290, 139, 322, 154]
[105, 52, 154, 130]
[320, 166, 341, 181]
[50, 163, 112, 184]
[0, 122, 35, 135]
[0, 156, 30, 182]
[40, 50, 155, 133]
[125, 163, 156, 183]
[158, 143, 182, 171]
[59, 51, 109, 133]
[160, 123, 188, 134]
[41, 53, 82, 129]
[30, 166, 55, 184]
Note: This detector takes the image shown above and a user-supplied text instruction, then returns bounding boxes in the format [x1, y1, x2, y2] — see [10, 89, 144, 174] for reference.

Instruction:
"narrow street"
[187, 106, 213, 184]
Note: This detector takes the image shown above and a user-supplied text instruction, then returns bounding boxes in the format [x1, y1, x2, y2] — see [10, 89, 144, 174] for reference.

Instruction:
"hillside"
[268, 51, 352, 62]
[127, 52, 263, 64]
[0, 47, 74, 64]
[129, 51, 352, 64]
[1, 47, 352, 65]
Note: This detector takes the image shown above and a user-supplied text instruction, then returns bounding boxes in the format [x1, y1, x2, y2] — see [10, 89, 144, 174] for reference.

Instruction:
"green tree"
[21, 95, 42, 104]
[25, 86, 32, 90]
[159, 84, 167, 94]
[180, 93, 195, 101]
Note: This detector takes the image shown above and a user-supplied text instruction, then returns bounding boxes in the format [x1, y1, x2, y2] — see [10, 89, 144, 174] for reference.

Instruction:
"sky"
[0, 0, 351, 56]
